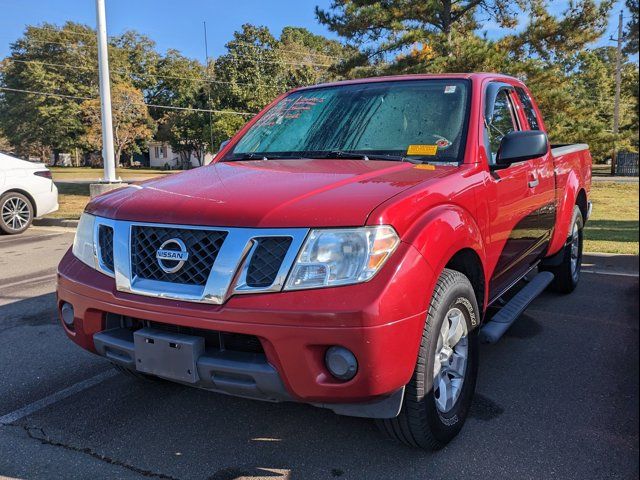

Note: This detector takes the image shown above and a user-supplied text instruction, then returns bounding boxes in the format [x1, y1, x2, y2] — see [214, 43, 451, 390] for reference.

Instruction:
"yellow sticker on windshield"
[407, 144, 438, 156]
[414, 164, 436, 170]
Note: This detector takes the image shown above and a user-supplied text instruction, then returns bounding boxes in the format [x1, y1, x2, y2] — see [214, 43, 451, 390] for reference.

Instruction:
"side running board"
[480, 271, 554, 344]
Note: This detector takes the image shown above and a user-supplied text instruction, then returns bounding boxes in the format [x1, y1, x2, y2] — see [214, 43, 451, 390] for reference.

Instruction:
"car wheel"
[541, 205, 584, 294]
[0, 192, 34, 235]
[376, 268, 479, 450]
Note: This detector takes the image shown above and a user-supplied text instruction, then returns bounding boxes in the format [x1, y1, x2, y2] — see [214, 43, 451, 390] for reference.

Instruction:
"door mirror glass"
[495, 130, 549, 168]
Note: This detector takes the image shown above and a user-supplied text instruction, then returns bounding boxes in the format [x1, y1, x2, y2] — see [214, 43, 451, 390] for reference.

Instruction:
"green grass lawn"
[584, 182, 639, 255]
[48, 176, 640, 256]
[48, 183, 91, 219]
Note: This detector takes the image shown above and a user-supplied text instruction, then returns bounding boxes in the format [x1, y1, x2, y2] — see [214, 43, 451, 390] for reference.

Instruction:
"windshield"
[224, 79, 471, 163]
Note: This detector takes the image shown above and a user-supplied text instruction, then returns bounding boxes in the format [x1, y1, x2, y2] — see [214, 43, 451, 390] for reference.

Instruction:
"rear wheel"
[376, 269, 479, 450]
[541, 205, 584, 294]
[0, 192, 33, 234]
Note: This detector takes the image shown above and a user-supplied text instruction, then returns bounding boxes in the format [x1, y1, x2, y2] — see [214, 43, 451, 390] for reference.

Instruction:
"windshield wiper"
[225, 153, 270, 161]
[316, 151, 431, 164]
[325, 150, 371, 160]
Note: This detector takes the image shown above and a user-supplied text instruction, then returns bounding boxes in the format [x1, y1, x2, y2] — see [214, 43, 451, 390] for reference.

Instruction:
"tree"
[316, 0, 521, 61]
[277, 26, 356, 87]
[503, 0, 614, 63]
[0, 22, 98, 161]
[624, 0, 639, 54]
[148, 50, 211, 165]
[212, 24, 286, 114]
[80, 83, 154, 165]
[0, 133, 13, 154]
[0, 23, 164, 161]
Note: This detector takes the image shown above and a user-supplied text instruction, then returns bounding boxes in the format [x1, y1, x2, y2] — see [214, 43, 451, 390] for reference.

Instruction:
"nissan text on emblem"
[156, 238, 189, 273]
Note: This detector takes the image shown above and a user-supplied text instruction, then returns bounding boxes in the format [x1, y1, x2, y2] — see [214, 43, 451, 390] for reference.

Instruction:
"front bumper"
[57, 241, 436, 417]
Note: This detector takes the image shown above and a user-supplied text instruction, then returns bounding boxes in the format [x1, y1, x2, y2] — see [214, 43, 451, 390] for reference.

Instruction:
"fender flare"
[402, 204, 488, 307]
[547, 171, 581, 256]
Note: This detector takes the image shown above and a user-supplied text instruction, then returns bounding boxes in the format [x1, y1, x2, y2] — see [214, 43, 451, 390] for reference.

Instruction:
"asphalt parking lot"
[0, 227, 638, 480]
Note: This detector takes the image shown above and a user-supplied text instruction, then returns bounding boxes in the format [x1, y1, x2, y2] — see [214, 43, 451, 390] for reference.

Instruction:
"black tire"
[376, 268, 480, 450]
[0, 192, 34, 234]
[111, 363, 165, 383]
[541, 206, 584, 294]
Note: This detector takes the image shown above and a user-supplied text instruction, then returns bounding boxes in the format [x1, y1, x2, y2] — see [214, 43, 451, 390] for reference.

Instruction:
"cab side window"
[515, 87, 540, 130]
[487, 90, 519, 162]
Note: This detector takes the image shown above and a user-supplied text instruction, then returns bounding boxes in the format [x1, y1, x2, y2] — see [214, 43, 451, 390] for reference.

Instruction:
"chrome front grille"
[246, 237, 293, 287]
[97, 225, 114, 273]
[92, 218, 308, 304]
[131, 226, 227, 286]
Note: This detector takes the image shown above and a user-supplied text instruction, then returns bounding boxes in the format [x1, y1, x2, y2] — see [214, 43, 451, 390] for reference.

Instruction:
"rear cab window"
[515, 87, 540, 131]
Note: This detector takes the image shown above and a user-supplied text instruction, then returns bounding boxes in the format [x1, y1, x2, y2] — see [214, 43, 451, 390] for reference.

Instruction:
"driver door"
[483, 85, 541, 301]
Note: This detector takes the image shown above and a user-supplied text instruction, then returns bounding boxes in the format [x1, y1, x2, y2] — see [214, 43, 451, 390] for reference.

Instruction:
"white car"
[0, 152, 59, 234]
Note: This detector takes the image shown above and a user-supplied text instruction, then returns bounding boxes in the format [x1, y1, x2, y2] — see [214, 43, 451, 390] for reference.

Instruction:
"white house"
[148, 141, 214, 169]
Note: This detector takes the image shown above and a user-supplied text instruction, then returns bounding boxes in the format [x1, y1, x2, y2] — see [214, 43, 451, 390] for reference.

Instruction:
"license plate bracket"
[134, 328, 204, 383]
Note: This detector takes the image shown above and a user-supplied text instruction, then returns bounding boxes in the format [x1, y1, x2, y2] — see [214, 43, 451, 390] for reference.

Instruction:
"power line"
[27, 26, 344, 61]
[226, 40, 341, 60]
[2, 36, 336, 68]
[2, 58, 287, 88]
[0, 86, 256, 115]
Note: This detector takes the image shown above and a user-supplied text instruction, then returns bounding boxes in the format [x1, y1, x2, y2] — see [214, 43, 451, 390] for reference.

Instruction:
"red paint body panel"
[58, 242, 433, 401]
[87, 159, 452, 228]
[58, 73, 591, 404]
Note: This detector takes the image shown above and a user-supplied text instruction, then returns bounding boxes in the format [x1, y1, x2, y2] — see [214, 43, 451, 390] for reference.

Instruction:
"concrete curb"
[33, 218, 79, 228]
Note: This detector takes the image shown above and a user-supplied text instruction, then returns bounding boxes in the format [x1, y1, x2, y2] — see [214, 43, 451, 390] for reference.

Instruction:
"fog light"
[325, 346, 358, 381]
[61, 302, 75, 329]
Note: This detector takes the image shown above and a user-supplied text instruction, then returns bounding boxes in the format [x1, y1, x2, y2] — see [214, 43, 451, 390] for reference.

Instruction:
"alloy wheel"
[433, 307, 469, 413]
[1, 196, 31, 232]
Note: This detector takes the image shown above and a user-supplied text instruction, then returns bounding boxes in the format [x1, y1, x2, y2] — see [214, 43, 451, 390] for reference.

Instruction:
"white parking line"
[582, 269, 639, 278]
[0, 274, 57, 290]
[0, 370, 118, 425]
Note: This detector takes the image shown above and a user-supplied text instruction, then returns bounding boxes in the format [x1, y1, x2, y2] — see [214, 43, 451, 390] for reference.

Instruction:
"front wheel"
[376, 268, 479, 450]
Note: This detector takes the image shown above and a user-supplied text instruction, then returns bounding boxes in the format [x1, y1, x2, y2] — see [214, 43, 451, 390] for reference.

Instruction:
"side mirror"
[494, 130, 549, 168]
[218, 139, 230, 153]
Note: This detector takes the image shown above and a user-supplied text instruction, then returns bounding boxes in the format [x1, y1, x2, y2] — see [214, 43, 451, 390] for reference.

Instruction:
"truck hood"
[86, 159, 453, 228]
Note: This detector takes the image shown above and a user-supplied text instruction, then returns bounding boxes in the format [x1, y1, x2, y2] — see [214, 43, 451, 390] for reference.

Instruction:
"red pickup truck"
[58, 73, 592, 449]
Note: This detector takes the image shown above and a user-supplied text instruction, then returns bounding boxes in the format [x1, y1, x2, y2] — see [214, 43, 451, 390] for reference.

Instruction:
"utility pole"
[91, 0, 120, 196]
[611, 10, 624, 176]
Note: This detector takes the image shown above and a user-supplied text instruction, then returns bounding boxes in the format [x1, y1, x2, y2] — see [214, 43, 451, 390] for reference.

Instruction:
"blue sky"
[0, 0, 634, 61]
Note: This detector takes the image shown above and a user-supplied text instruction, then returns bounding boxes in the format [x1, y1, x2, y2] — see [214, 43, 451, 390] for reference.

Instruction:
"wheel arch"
[403, 203, 488, 317]
[575, 188, 588, 222]
[547, 172, 582, 256]
[444, 248, 486, 317]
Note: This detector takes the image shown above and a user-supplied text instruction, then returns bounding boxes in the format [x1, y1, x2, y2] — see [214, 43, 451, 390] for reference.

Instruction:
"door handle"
[528, 176, 539, 188]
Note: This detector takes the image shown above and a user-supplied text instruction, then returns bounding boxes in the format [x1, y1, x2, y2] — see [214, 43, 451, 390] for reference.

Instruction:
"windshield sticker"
[414, 164, 436, 170]
[407, 144, 438, 156]
[444, 85, 456, 94]
[435, 138, 451, 149]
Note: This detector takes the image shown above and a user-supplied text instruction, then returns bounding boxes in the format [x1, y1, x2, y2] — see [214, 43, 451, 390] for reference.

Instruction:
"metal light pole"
[95, 0, 118, 184]
[611, 10, 624, 176]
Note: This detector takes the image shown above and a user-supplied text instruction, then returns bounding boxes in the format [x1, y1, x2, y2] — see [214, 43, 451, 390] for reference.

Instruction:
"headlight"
[72, 213, 97, 268]
[284, 226, 400, 290]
